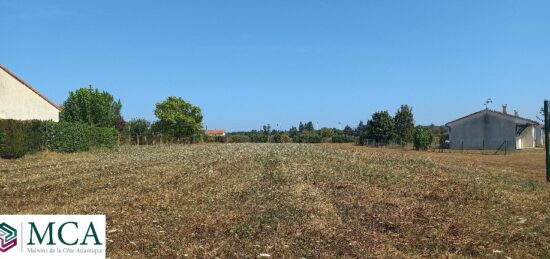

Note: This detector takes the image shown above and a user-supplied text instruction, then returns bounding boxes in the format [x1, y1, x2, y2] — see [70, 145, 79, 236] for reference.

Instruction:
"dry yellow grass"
[1, 143, 550, 258]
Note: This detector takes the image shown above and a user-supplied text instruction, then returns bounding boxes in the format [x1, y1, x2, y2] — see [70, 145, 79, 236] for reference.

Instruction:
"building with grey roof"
[445, 106, 542, 151]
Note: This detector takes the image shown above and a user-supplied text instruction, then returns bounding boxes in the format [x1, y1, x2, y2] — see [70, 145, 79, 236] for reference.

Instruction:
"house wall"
[0, 68, 59, 122]
[517, 126, 535, 149]
[448, 111, 516, 150]
[535, 126, 544, 147]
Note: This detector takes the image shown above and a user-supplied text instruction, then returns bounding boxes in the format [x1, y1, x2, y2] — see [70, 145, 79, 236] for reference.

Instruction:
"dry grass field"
[1, 143, 550, 258]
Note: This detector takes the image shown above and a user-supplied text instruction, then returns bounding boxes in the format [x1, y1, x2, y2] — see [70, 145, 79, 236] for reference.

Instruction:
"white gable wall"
[0, 68, 59, 122]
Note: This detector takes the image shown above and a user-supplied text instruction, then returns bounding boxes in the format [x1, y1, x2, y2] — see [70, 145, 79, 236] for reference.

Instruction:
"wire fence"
[358, 138, 515, 155]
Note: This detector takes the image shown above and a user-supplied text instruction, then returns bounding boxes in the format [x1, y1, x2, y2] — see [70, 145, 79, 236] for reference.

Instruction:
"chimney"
[514, 110, 519, 117]
[502, 104, 508, 115]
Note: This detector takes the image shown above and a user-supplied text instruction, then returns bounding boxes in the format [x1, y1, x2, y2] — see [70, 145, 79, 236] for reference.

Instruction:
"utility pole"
[545, 100, 550, 182]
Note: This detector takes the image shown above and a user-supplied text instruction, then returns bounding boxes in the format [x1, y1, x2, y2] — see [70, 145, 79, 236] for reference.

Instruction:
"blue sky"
[1, 0, 549, 131]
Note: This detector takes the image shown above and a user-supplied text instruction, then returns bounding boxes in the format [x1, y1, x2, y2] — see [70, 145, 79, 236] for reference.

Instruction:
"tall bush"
[413, 126, 433, 151]
[60, 85, 124, 130]
[0, 120, 27, 158]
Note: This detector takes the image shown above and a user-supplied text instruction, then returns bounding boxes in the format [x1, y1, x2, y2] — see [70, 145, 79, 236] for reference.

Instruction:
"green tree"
[154, 96, 203, 142]
[319, 127, 335, 138]
[394, 104, 415, 147]
[60, 85, 124, 129]
[343, 125, 354, 136]
[262, 124, 272, 135]
[298, 122, 305, 132]
[128, 118, 151, 136]
[355, 121, 366, 136]
[288, 126, 298, 138]
[304, 121, 315, 131]
[364, 111, 395, 144]
[413, 126, 433, 150]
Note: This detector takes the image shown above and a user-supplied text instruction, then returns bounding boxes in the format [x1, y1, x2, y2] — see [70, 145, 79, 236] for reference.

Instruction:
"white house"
[0, 64, 60, 122]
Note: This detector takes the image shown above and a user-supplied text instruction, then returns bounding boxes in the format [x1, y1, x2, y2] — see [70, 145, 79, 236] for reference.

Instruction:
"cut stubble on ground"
[1, 143, 550, 258]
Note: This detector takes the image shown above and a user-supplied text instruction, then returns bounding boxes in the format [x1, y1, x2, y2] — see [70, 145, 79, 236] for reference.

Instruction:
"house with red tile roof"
[205, 129, 226, 137]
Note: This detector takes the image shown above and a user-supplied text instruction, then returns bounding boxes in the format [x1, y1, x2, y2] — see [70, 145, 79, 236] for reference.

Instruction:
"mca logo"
[0, 223, 17, 253]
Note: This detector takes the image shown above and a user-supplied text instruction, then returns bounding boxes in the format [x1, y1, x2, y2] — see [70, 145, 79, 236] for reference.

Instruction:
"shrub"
[92, 126, 118, 148]
[0, 120, 47, 159]
[249, 133, 268, 143]
[293, 132, 322, 143]
[46, 122, 92, 152]
[413, 127, 433, 151]
[229, 134, 250, 143]
[0, 120, 118, 158]
[46, 122, 117, 152]
[272, 133, 291, 143]
[205, 135, 226, 143]
[331, 134, 355, 143]
[0, 120, 28, 158]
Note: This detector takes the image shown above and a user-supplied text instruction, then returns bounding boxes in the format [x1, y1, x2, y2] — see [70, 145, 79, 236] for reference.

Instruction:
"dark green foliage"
[128, 118, 151, 136]
[229, 134, 251, 143]
[60, 85, 124, 129]
[413, 126, 433, 151]
[319, 127, 335, 138]
[0, 120, 28, 158]
[46, 122, 92, 152]
[205, 135, 226, 143]
[299, 121, 315, 132]
[343, 125, 354, 136]
[394, 105, 415, 147]
[247, 131, 268, 143]
[363, 111, 395, 145]
[288, 127, 298, 138]
[293, 132, 322, 143]
[262, 124, 272, 135]
[91, 126, 118, 148]
[154, 96, 203, 142]
[46, 122, 117, 152]
[331, 135, 355, 143]
[0, 120, 47, 159]
[355, 121, 366, 137]
[0, 120, 117, 158]
[226, 131, 266, 143]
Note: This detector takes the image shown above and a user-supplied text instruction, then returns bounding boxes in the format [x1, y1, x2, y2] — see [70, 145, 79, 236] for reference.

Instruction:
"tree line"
[228, 105, 448, 150]
[58, 86, 447, 149]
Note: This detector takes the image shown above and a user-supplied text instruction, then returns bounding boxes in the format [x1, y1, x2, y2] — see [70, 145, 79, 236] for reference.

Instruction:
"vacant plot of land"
[1, 144, 550, 258]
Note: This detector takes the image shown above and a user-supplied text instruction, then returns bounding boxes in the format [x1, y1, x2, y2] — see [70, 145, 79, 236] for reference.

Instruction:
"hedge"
[331, 134, 355, 143]
[45, 122, 117, 152]
[293, 132, 322, 143]
[0, 119, 118, 159]
[228, 134, 251, 143]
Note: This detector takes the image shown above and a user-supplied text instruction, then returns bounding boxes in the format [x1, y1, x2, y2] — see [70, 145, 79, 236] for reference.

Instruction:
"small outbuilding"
[0, 64, 60, 121]
[445, 106, 542, 150]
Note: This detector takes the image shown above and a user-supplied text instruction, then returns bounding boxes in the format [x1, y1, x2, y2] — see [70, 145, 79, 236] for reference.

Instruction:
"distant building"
[205, 129, 226, 137]
[445, 106, 542, 150]
[0, 65, 60, 121]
